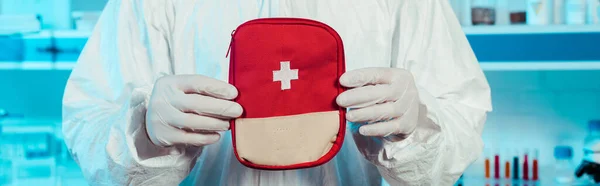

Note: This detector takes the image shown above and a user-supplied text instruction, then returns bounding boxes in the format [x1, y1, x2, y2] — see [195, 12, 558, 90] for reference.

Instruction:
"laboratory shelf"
[20, 30, 92, 39]
[0, 61, 76, 70]
[5, 61, 600, 71]
[463, 25, 600, 35]
[0, 118, 60, 134]
[0, 30, 88, 65]
[479, 61, 600, 71]
[465, 25, 600, 63]
[3, 26, 600, 71]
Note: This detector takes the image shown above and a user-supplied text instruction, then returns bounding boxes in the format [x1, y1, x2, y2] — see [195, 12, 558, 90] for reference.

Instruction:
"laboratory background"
[1, 0, 599, 185]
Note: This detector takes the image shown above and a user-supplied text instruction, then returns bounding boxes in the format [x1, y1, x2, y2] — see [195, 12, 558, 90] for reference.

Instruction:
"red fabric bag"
[228, 18, 346, 170]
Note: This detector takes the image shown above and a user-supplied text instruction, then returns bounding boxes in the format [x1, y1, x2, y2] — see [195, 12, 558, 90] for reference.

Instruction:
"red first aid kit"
[228, 18, 346, 170]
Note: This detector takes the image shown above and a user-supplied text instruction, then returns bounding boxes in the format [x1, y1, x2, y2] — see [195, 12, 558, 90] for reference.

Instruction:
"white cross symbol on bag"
[273, 61, 298, 90]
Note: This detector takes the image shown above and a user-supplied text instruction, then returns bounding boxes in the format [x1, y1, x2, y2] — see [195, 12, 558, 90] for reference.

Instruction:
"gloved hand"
[145, 75, 243, 147]
[336, 67, 419, 141]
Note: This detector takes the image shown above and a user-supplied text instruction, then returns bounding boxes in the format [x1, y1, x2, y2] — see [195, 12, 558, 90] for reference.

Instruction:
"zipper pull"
[226, 29, 235, 58]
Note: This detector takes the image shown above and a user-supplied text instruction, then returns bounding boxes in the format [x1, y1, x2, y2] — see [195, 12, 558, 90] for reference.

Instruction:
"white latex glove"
[336, 67, 419, 140]
[146, 75, 243, 147]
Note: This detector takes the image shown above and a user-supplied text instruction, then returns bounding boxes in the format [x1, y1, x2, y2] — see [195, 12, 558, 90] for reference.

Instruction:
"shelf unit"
[480, 61, 600, 71]
[465, 25, 600, 71]
[463, 25, 600, 35]
[13, 61, 600, 71]
[1, 26, 600, 71]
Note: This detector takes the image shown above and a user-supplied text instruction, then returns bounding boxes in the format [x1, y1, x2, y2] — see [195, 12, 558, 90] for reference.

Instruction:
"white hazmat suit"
[62, 0, 492, 185]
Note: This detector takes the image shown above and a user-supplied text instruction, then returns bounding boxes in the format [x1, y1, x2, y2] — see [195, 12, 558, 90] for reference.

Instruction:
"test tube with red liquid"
[505, 149, 511, 179]
[533, 149, 539, 181]
[494, 152, 500, 179]
[523, 149, 529, 180]
[485, 149, 491, 179]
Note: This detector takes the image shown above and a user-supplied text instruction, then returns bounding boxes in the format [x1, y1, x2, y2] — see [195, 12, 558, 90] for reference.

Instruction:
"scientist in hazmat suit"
[62, 0, 492, 185]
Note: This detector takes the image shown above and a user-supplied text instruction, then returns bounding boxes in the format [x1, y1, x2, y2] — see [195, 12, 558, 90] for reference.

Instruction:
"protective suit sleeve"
[62, 0, 199, 185]
[354, 0, 493, 185]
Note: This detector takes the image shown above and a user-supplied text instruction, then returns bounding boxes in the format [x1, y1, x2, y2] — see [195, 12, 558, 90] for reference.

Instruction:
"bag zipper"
[225, 29, 236, 58]
[225, 17, 343, 58]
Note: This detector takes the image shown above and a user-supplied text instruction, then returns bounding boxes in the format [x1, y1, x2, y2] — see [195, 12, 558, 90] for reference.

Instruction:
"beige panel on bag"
[235, 111, 340, 166]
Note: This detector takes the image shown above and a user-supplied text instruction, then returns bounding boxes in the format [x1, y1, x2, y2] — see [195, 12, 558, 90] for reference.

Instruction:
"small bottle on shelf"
[554, 146, 575, 184]
[527, 0, 552, 25]
[509, 0, 528, 24]
[555, 0, 566, 24]
[565, 0, 588, 25]
[471, 0, 498, 25]
[587, 0, 600, 24]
